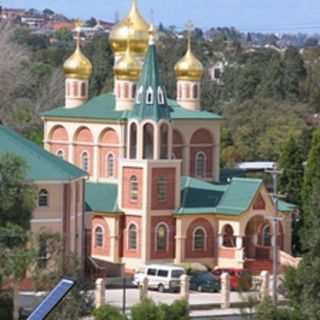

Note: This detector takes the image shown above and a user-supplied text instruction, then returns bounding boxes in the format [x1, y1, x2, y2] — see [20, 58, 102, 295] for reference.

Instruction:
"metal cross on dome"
[185, 20, 193, 50]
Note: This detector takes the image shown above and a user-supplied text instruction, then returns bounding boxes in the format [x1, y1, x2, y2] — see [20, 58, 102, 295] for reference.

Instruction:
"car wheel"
[158, 284, 164, 293]
[197, 285, 203, 292]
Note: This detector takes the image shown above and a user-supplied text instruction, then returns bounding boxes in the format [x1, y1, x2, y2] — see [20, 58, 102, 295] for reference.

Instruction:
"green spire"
[130, 34, 171, 121]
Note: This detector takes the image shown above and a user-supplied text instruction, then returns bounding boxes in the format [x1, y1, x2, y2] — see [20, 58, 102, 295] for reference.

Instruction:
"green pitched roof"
[278, 199, 296, 212]
[0, 124, 87, 181]
[85, 182, 122, 213]
[130, 40, 171, 121]
[42, 95, 222, 121]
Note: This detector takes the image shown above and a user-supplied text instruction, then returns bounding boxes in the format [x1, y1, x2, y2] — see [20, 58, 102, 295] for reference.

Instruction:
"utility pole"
[265, 164, 283, 304]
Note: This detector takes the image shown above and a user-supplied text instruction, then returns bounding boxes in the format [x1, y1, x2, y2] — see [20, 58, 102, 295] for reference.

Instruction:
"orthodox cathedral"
[41, 0, 296, 274]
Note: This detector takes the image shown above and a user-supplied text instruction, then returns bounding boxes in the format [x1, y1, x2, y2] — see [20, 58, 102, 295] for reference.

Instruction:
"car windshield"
[171, 270, 184, 278]
[201, 273, 216, 280]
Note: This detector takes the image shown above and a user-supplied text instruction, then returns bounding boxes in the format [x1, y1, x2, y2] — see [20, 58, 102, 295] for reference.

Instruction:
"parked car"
[212, 268, 252, 291]
[133, 264, 185, 292]
[189, 272, 220, 292]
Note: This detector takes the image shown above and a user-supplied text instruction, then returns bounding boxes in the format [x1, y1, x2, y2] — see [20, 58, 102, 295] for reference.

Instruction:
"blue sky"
[5, 0, 320, 34]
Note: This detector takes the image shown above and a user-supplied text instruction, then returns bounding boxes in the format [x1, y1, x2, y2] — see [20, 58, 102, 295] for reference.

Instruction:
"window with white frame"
[136, 86, 143, 103]
[156, 223, 168, 251]
[106, 153, 115, 177]
[195, 152, 206, 177]
[157, 177, 167, 202]
[130, 175, 138, 202]
[38, 189, 49, 207]
[158, 87, 165, 104]
[81, 152, 89, 171]
[57, 150, 64, 159]
[262, 225, 271, 247]
[95, 226, 104, 248]
[128, 223, 138, 250]
[193, 227, 206, 251]
[146, 87, 154, 104]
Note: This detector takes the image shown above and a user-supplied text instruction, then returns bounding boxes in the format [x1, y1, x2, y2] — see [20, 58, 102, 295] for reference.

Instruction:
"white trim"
[155, 222, 169, 252]
[31, 218, 62, 223]
[157, 87, 165, 104]
[136, 86, 143, 103]
[195, 151, 206, 178]
[127, 222, 139, 251]
[192, 226, 207, 251]
[94, 224, 105, 248]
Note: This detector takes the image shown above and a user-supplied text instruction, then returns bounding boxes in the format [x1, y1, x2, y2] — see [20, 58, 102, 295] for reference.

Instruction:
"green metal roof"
[278, 199, 296, 212]
[41, 93, 222, 121]
[130, 41, 171, 122]
[85, 182, 123, 213]
[0, 124, 87, 181]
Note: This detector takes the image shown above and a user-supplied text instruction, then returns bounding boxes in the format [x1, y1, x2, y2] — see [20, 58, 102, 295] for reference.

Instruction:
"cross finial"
[185, 20, 193, 51]
[75, 19, 83, 46]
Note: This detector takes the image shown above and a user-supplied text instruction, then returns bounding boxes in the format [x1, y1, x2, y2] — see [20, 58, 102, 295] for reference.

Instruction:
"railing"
[279, 250, 302, 268]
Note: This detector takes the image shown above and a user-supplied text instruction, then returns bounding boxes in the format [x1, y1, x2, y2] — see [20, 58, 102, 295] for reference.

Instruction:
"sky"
[5, 0, 320, 34]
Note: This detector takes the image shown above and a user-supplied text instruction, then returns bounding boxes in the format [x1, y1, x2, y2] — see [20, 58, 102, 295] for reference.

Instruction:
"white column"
[220, 273, 230, 309]
[236, 236, 243, 249]
[93, 144, 99, 182]
[95, 278, 106, 308]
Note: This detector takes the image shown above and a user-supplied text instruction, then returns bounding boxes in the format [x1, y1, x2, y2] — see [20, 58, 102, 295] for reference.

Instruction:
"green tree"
[301, 130, 320, 220]
[279, 134, 304, 207]
[54, 28, 73, 43]
[0, 153, 36, 229]
[93, 304, 127, 320]
[283, 46, 306, 101]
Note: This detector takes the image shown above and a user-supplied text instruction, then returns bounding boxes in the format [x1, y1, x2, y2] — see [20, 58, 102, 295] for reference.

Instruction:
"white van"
[133, 264, 185, 292]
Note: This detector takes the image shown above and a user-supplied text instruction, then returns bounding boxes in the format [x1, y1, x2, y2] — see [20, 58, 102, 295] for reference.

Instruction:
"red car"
[212, 268, 252, 291]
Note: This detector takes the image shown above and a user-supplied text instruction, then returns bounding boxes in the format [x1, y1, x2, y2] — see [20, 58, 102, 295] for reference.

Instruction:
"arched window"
[193, 227, 206, 251]
[146, 87, 154, 104]
[57, 150, 64, 159]
[143, 123, 154, 159]
[81, 82, 86, 97]
[106, 153, 115, 177]
[185, 83, 190, 99]
[160, 123, 168, 159]
[95, 226, 104, 248]
[128, 223, 138, 250]
[262, 225, 272, 247]
[130, 123, 137, 159]
[73, 81, 78, 96]
[130, 176, 138, 202]
[124, 83, 129, 98]
[131, 84, 137, 98]
[158, 87, 165, 104]
[195, 152, 206, 177]
[81, 152, 89, 171]
[222, 224, 236, 247]
[67, 82, 70, 96]
[193, 84, 198, 99]
[157, 177, 167, 202]
[136, 86, 143, 103]
[156, 223, 168, 252]
[38, 189, 49, 207]
[178, 84, 182, 99]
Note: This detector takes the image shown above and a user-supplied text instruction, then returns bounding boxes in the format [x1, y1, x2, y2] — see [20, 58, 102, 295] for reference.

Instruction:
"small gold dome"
[114, 46, 142, 80]
[109, 0, 150, 56]
[175, 48, 203, 81]
[63, 44, 92, 79]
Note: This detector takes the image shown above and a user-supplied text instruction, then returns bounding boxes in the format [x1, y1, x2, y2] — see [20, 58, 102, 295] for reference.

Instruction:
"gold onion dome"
[109, 0, 150, 56]
[63, 22, 92, 79]
[175, 22, 203, 81]
[114, 46, 142, 80]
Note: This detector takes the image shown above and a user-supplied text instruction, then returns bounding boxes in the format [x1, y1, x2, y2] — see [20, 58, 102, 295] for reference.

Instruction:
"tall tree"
[301, 129, 320, 220]
[283, 46, 306, 101]
[279, 134, 304, 207]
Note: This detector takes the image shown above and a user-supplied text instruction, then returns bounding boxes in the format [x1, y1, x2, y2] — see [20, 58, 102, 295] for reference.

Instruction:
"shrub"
[130, 298, 161, 320]
[93, 304, 127, 320]
[159, 299, 189, 320]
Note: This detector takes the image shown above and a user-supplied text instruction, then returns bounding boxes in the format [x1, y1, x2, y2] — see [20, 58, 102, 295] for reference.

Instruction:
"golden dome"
[175, 48, 203, 81]
[63, 25, 92, 79]
[114, 45, 142, 80]
[109, 0, 150, 56]
[174, 23, 203, 81]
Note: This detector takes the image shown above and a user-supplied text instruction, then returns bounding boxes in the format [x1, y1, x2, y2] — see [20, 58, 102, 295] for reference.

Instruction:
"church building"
[41, 0, 296, 274]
